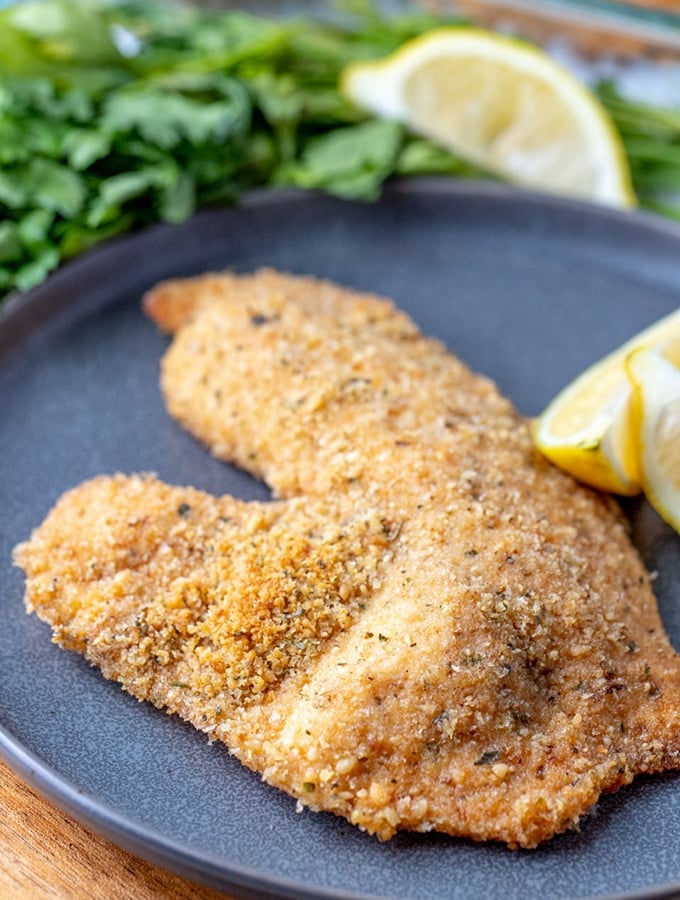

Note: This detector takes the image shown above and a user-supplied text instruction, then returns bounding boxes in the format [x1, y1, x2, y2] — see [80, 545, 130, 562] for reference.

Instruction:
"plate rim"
[2, 178, 680, 900]
[4, 177, 680, 331]
[0, 723, 366, 900]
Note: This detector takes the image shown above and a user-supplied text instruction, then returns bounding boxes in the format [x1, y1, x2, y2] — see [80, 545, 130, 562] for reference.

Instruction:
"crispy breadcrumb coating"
[15, 269, 680, 849]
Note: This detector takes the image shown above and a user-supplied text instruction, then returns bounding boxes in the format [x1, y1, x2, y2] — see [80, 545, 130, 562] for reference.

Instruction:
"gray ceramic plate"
[1, 181, 679, 900]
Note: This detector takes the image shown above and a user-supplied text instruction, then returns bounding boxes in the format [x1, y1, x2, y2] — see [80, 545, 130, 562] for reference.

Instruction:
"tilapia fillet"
[15, 269, 680, 849]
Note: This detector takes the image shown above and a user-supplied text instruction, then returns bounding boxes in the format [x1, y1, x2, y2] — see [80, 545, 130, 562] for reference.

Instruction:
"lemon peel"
[626, 345, 680, 532]
[533, 308, 680, 496]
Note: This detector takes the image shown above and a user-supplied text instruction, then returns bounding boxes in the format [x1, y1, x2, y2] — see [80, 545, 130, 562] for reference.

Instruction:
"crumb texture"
[16, 269, 680, 849]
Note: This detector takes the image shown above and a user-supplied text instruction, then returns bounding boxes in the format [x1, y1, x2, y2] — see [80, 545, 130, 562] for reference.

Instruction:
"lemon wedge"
[341, 28, 635, 207]
[532, 308, 680, 495]
[626, 345, 680, 531]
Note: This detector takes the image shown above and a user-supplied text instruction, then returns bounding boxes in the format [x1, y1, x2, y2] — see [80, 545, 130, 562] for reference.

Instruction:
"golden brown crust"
[15, 270, 680, 849]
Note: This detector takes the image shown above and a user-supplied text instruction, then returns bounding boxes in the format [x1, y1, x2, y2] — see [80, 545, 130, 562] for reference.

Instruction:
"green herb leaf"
[0, 222, 22, 264]
[17, 209, 55, 246]
[161, 171, 196, 224]
[278, 119, 404, 199]
[14, 245, 60, 292]
[63, 128, 112, 170]
[18, 158, 86, 217]
[86, 170, 160, 227]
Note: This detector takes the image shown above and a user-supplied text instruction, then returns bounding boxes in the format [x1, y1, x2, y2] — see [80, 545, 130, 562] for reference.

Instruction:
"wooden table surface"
[0, 760, 234, 899]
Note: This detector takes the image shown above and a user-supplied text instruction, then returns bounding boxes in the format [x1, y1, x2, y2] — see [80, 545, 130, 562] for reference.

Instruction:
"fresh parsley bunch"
[0, 0, 469, 296]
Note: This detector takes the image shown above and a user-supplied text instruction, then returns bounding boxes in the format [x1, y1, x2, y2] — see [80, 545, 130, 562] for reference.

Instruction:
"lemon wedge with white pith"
[626, 346, 680, 531]
[341, 28, 635, 207]
[532, 308, 680, 496]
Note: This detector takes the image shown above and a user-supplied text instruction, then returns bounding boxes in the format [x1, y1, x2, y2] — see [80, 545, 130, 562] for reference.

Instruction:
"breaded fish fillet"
[15, 270, 680, 849]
